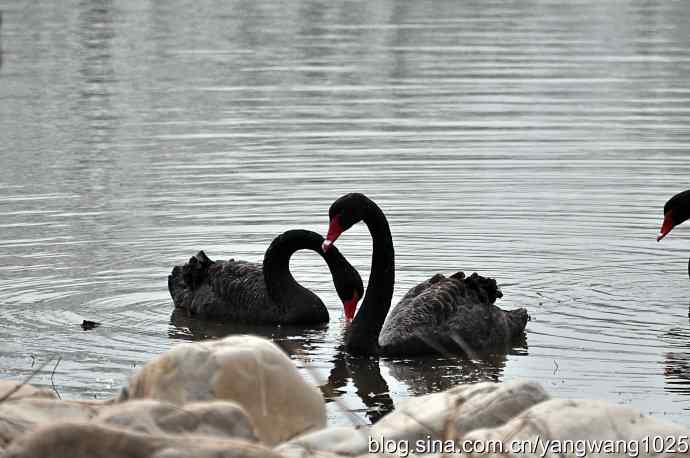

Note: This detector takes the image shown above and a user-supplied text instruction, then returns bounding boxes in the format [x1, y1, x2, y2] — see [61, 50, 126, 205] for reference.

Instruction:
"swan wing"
[379, 272, 527, 355]
[169, 255, 269, 321]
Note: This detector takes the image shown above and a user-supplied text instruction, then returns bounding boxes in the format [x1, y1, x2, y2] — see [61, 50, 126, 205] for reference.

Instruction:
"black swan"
[168, 229, 364, 325]
[657, 189, 690, 277]
[321, 193, 529, 356]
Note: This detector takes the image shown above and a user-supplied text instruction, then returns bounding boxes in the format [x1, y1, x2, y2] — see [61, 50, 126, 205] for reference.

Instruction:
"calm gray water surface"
[2, 0, 690, 426]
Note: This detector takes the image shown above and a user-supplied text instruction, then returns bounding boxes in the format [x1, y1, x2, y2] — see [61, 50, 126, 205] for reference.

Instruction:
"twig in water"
[51, 356, 62, 400]
[553, 360, 559, 376]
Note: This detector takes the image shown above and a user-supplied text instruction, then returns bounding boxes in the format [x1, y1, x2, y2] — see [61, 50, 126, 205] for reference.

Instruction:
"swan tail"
[506, 307, 530, 333]
[459, 272, 529, 338]
[457, 271, 502, 304]
[168, 251, 216, 312]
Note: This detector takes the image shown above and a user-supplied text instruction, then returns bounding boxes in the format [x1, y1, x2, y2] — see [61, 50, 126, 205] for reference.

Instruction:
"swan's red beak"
[342, 291, 359, 321]
[322, 215, 344, 253]
[657, 210, 674, 241]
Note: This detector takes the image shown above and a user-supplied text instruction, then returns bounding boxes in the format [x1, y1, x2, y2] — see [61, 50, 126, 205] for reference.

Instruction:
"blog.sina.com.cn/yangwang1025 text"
[368, 435, 690, 457]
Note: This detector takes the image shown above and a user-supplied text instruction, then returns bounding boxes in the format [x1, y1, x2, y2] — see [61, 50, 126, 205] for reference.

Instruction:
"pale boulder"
[443, 381, 549, 437]
[277, 380, 548, 457]
[126, 335, 326, 444]
[462, 398, 690, 458]
[3, 422, 282, 458]
[0, 398, 99, 449]
[0, 396, 258, 452]
[0, 380, 57, 401]
[95, 399, 258, 441]
[373, 380, 549, 442]
[277, 426, 370, 458]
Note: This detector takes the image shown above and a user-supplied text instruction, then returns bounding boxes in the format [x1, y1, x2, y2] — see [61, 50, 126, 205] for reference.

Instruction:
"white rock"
[373, 380, 548, 443]
[2, 422, 282, 458]
[0, 396, 258, 452]
[462, 399, 690, 458]
[0, 398, 99, 449]
[96, 399, 258, 441]
[125, 335, 326, 444]
[276, 426, 371, 458]
[0, 380, 57, 401]
[277, 380, 548, 457]
[453, 380, 550, 434]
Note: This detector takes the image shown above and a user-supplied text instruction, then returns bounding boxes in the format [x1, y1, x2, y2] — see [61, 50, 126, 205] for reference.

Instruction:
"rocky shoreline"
[0, 335, 687, 457]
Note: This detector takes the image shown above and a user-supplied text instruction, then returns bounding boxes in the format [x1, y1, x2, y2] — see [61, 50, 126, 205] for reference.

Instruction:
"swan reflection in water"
[168, 308, 329, 355]
[169, 309, 525, 423]
[663, 305, 690, 397]
[316, 344, 524, 423]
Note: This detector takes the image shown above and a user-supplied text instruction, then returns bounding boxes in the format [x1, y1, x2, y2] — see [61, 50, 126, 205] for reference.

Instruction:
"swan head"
[342, 291, 360, 321]
[322, 215, 344, 253]
[322, 193, 369, 252]
[331, 253, 364, 321]
[658, 189, 690, 241]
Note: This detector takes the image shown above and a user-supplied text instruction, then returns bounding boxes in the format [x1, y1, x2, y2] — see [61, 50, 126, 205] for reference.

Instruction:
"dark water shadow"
[377, 327, 526, 396]
[320, 348, 395, 424]
[383, 352, 510, 398]
[663, 303, 690, 397]
[168, 308, 329, 357]
[320, 331, 528, 423]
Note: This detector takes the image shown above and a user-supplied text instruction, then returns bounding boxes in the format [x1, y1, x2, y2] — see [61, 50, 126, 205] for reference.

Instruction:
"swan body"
[322, 193, 529, 356]
[378, 272, 527, 356]
[168, 229, 363, 325]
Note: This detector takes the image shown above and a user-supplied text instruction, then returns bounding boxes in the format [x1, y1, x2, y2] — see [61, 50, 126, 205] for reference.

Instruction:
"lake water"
[1, 0, 690, 427]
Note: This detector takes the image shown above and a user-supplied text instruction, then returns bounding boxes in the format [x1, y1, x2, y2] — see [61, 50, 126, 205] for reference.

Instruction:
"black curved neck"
[347, 198, 395, 355]
[263, 229, 345, 313]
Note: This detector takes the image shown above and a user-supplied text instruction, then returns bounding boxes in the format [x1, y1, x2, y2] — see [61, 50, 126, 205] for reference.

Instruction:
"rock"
[2, 422, 283, 458]
[125, 335, 326, 445]
[277, 426, 371, 458]
[0, 398, 261, 455]
[445, 381, 549, 436]
[95, 399, 257, 441]
[374, 380, 549, 442]
[462, 398, 690, 458]
[277, 380, 548, 457]
[0, 380, 57, 401]
[0, 398, 99, 449]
